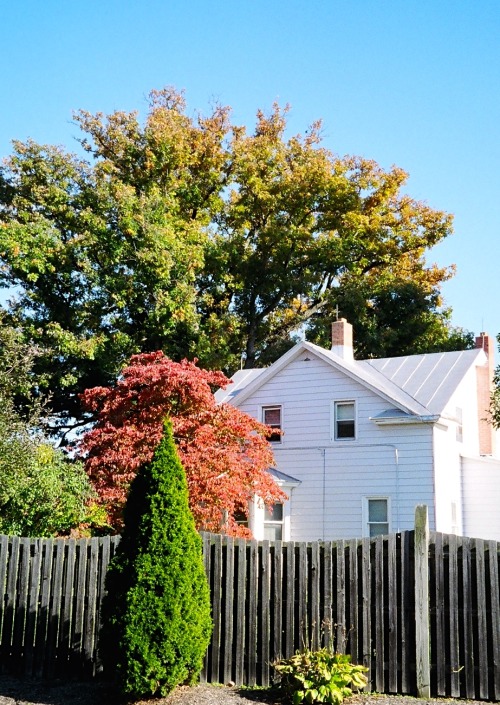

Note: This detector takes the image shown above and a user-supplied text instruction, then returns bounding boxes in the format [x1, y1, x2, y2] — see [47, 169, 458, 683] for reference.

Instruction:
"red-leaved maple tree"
[79, 352, 285, 536]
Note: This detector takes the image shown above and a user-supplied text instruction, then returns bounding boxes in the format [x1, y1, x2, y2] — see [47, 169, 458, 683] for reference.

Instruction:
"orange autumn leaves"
[79, 352, 284, 536]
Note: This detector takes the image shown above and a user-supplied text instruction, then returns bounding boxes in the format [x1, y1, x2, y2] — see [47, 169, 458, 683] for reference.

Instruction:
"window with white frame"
[364, 498, 390, 537]
[333, 401, 356, 440]
[262, 405, 282, 443]
[263, 502, 284, 540]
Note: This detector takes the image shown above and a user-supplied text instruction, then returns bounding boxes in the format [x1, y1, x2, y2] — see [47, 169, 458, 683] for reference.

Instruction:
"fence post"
[414, 505, 430, 698]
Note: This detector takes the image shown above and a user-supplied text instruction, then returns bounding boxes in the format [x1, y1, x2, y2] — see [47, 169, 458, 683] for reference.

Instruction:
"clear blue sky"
[1, 1, 499, 340]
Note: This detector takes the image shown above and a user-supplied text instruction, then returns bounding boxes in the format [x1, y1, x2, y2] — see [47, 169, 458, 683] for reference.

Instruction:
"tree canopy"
[0, 88, 471, 433]
[79, 352, 284, 534]
[0, 319, 97, 536]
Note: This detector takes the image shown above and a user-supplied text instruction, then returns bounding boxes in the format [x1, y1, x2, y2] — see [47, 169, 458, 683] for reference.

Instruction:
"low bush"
[273, 648, 368, 704]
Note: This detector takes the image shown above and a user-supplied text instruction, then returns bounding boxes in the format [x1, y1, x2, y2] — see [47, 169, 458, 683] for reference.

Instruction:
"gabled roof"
[214, 368, 266, 404]
[360, 348, 485, 415]
[215, 341, 486, 419]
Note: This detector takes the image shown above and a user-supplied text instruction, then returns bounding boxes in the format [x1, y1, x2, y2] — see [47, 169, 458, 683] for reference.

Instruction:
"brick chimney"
[331, 319, 354, 360]
[475, 332, 495, 455]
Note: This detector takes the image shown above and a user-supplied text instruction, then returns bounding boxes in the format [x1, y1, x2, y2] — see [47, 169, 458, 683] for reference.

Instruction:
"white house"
[216, 319, 500, 542]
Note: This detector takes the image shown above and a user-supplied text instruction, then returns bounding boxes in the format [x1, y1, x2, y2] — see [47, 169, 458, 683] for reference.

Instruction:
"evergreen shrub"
[99, 420, 212, 697]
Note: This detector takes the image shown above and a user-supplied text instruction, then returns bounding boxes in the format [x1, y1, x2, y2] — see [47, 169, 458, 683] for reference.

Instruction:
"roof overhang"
[370, 413, 441, 426]
[267, 467, 301, 488]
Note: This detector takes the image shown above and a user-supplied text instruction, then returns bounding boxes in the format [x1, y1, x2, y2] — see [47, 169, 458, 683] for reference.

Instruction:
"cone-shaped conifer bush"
[100, 420, 212, 698]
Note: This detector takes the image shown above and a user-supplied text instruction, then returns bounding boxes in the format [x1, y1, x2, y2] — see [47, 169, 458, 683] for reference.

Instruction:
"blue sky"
[1, 1, 499, 340]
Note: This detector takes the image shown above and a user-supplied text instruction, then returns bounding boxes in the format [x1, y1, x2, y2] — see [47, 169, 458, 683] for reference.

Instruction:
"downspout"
[276, 443, 401, 536]
[322, 448, 327, 540]
[345, 443, 400, 532]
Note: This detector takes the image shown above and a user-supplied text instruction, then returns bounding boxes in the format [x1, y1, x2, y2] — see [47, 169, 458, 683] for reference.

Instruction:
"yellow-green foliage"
[274, 649, 368, 705]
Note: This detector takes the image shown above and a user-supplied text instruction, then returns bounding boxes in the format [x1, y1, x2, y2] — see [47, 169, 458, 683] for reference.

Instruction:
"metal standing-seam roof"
[215, 342, 486, 420]
[360, 348, 485, 416]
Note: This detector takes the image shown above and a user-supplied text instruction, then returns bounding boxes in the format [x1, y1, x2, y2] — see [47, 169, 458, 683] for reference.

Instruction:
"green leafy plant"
[273, 649, 368, 704]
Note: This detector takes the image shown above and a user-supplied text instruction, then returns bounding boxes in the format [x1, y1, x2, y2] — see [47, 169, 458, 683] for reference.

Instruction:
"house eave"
[370, 414, 441, 426]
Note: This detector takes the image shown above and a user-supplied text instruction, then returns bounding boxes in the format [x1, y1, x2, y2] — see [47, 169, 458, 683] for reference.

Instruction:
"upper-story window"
[333, 401, 356, 440]
[262, 405, 282, 443]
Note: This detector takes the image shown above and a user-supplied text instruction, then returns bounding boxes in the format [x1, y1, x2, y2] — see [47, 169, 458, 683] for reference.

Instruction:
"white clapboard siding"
[238, 353, 437, 540]
[432, 424, 463, 534]
[462, 456, 500, 540]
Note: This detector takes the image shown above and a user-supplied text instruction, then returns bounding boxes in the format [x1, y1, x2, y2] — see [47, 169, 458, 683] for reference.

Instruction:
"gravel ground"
[0, 678, 493, 705]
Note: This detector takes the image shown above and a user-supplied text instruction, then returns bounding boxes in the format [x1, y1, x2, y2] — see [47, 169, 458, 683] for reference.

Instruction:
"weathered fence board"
[0, 528, 498, 699]
[447, 533, 460, 697]
[223, 536, 234, 686]
[0, 536, 120, 680]
[489, 538, 500, 697]
[374, 535, 385, 693]
[361, 537, 371, 678]
[323, 541, 333, 650]
[272, 540, 283, 661]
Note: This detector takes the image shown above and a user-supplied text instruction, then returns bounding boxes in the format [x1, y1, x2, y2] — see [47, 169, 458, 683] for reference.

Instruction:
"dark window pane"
[337, 420, 355, 438]
[234, 510, 248, 527]
[264, 503, 283, 521]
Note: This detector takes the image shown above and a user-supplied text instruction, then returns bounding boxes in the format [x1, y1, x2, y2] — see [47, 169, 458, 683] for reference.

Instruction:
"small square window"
[263, 406, 282, 442]
[367, 498, 389, 537]
[334, 401, 355, 440]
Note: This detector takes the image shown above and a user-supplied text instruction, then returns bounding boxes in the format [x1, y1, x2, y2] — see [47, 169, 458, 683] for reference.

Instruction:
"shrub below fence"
[0, 510, 498, 700]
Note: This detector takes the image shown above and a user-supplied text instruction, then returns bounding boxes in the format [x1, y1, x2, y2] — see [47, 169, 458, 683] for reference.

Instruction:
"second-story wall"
[237, 352, 436, 540]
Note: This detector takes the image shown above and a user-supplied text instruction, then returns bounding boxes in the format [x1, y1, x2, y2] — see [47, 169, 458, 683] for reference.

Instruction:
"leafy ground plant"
[273, 649, 368, 704]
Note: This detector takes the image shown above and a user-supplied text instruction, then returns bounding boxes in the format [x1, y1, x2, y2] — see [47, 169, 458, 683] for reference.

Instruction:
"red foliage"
[79, 352, 285, 536]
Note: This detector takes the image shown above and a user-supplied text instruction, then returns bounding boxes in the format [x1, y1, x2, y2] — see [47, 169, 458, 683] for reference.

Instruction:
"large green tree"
[0, 89, 470, 431]
[305, 265, 474, 360]
[0, 88, 230, 433]
[202, 105, 470, 367]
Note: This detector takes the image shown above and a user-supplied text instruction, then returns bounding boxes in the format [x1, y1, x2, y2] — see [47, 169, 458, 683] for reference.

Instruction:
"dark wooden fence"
[0, 534, 120, 680]
[0, 508, 498, 700]
[201, 531, 415, 693]
[201, 521, 500, 701]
